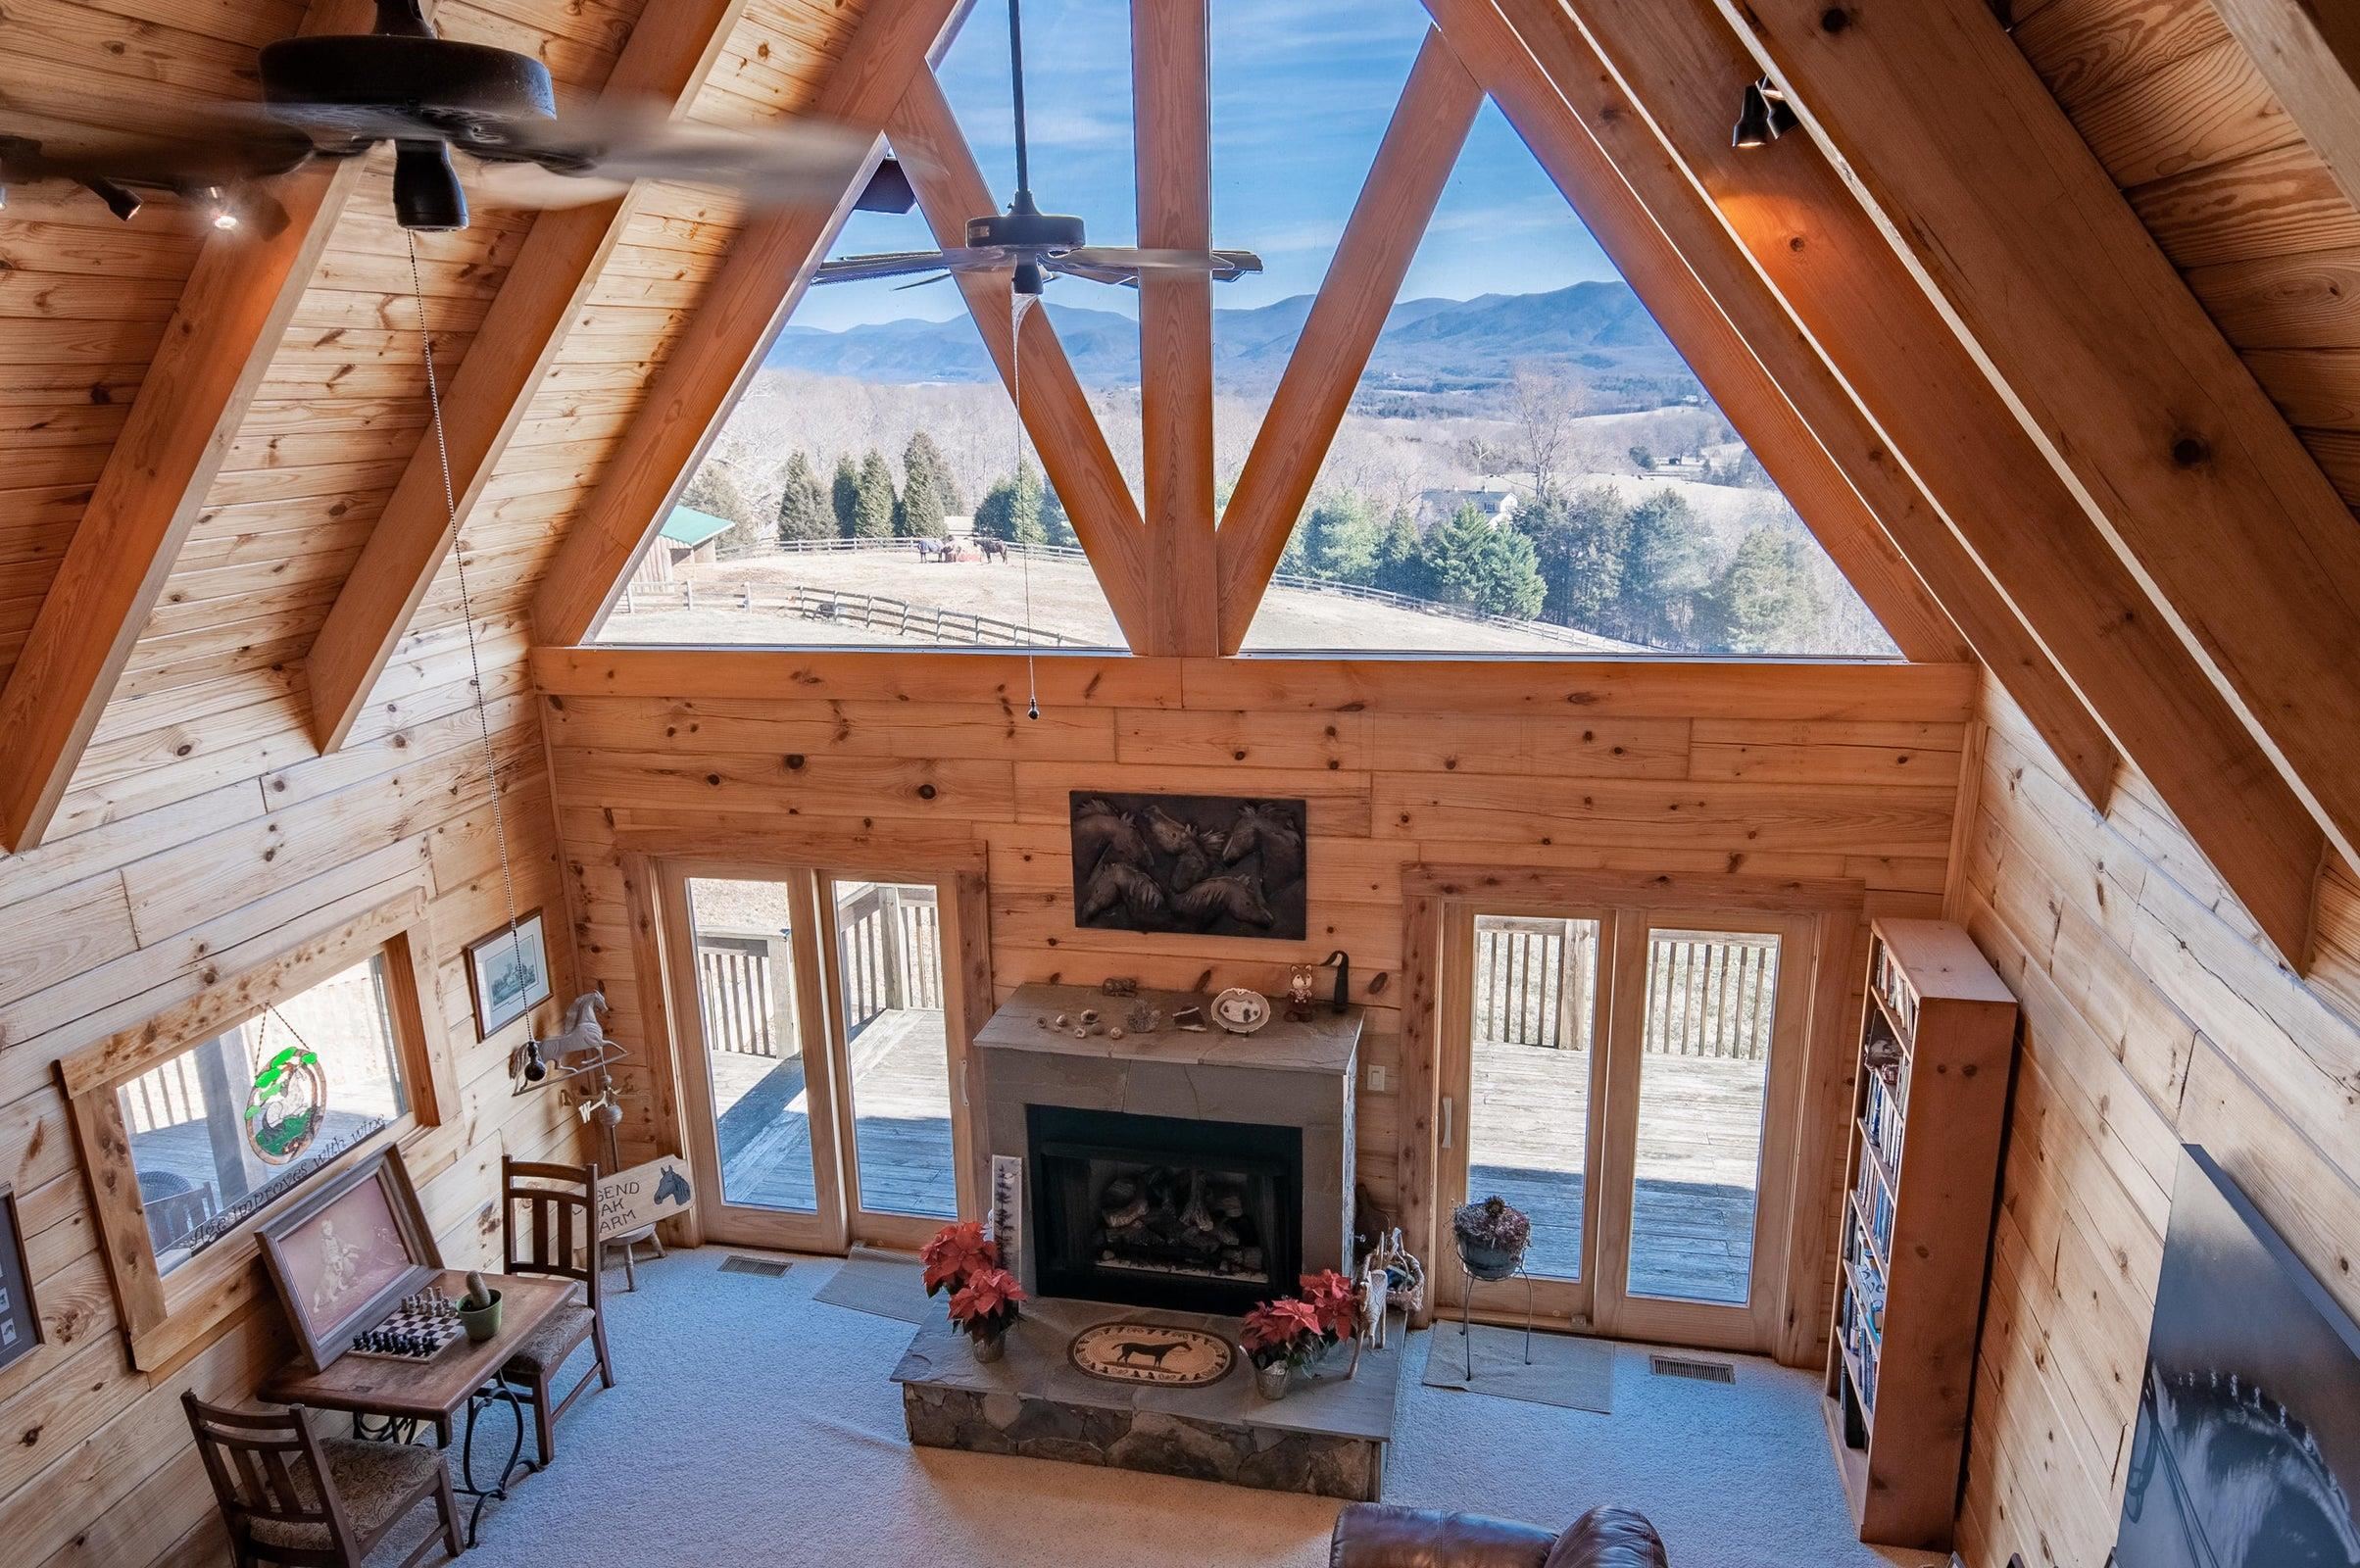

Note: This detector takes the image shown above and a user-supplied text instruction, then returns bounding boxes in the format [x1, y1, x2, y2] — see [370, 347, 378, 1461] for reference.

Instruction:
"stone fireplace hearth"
[974, 984, 1361, 1314]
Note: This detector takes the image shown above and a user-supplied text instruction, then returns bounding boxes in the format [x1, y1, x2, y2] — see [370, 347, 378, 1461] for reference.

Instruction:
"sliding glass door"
[1439, 904, 1812, 1353]
[664, 864, 975, 1254]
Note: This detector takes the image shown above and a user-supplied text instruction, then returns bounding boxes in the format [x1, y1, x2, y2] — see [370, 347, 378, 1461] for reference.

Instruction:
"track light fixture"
[83, 176, 142, 221]
[1734, 76, 1800, 148]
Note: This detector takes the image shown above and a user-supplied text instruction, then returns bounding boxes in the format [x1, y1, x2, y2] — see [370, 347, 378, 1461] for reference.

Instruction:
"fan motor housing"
[966, 208, 1086, 254]
[259, 35, 556, 149]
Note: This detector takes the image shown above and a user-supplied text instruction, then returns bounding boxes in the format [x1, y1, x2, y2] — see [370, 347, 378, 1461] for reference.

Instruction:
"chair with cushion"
[1330, 1502, 1668, 1568]
[495, 1156, 614, 1465]
[183, 1393, 461, 1568]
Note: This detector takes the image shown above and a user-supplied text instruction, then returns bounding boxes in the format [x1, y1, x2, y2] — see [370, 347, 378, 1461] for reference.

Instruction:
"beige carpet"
[435, 1246, 1942, 1568]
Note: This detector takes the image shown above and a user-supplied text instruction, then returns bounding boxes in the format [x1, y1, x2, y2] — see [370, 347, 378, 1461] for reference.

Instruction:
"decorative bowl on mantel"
[1211, 988, 1272, 1034]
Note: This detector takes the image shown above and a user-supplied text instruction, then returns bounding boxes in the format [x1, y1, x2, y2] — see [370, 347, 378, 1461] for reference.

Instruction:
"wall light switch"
[1365, 1064, 1391, 1093]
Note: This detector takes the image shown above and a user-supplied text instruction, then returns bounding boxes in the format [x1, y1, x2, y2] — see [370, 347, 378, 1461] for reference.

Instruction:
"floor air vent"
[1648, 1353, 1736, 1385]
[718, 1254, 794, 1278]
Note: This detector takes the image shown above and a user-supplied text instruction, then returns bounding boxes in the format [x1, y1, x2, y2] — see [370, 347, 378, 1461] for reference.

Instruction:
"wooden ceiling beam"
[887, 72, 1156, 651]
[2212, 0, 2360, 212]
[1542, 0, 2327, 964]
[0, 0, 377, 850]
[1415, 0, 1976, 675]
[303, 0, 752, 754]
[1130, 0, 1220, 657]
[530, 0, 974, 648]
[1213, 30, 1485, 654]
[1714, 0, 2360, 878]
[1436, 0, 2115, 789]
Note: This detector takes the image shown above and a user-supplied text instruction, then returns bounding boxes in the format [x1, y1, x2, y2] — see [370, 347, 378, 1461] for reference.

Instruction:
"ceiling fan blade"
[461, 157, 629, 210]
[1056, 247, 1267, 284]
[812, 247, 1008, 284]
[490, 100, 870, 206]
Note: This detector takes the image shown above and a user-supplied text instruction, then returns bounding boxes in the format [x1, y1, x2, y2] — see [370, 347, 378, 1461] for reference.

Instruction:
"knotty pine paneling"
[1949, 676, 2360, 1568]
[537, 651, 1975, 1249]
[2010, 0, 2360, 512]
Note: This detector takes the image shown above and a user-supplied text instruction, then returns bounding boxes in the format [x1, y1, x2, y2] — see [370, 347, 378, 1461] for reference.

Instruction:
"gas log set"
[1095, 1164, 1270, 1283]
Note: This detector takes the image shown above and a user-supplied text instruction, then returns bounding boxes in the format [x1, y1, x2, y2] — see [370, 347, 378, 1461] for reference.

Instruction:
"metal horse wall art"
[1068, 791, 1308, 941]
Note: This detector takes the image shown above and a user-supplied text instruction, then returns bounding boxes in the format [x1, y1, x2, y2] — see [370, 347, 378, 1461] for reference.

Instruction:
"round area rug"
[1068, 1322, 1235, 1387]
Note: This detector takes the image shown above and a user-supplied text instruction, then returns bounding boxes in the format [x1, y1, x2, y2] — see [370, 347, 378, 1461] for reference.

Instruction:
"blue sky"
[788, 0, 1620, 331]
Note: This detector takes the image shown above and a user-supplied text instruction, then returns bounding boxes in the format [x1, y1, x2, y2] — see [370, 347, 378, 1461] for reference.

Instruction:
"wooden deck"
[710, 1008, 957, 1219]
[711, 1021, 1762, 1305]
[1466, 1040, 1764, 1305]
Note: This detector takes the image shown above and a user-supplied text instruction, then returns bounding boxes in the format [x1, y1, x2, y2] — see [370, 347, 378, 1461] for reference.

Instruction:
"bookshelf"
[1825, 917, 2018, 1551]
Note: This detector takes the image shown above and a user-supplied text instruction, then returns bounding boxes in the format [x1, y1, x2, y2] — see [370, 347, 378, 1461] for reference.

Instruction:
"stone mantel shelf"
[976, 984, 1363, 1075]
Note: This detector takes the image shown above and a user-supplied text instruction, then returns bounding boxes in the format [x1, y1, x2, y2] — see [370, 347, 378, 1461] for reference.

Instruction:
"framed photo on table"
[0, 1186, 42, 1373]
[257, 1146, 442, 1370]
[465, 910, 552, 1040]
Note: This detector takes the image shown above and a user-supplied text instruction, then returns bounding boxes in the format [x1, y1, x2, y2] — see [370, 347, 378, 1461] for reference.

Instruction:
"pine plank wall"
[535, 648, 1972, 1357]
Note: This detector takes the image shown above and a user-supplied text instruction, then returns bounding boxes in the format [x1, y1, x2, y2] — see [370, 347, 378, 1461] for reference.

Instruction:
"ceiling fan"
[813, 0, 1262, 296]
[0, 0, 889, 234]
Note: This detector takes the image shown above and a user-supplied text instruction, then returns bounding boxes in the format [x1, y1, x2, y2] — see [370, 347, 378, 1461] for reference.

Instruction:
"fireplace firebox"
[1027, 1104, 1303, 1315]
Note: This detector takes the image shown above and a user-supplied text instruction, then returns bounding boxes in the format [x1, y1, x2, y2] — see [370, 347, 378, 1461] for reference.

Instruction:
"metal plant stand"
[1457, 1253, 1535, 1379]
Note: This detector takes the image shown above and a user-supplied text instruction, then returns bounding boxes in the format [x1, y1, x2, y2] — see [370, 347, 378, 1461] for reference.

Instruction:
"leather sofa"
[1329, 1502, 1668, 1567]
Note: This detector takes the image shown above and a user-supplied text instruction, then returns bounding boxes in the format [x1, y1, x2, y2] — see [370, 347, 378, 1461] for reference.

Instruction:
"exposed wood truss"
[887, 73, 1156, 648]
[2212, 0, 2360, 211]
[1715, 0, 2360, 883]
[302, 0, 753, 753]
[1131, 0, 1221, 657]
[1530, 0, 2328, 966]
[1399, 0, 1972, 677]
[1213, 31, 1485, 653]
[0, 0, 376, 850]
[530, 0, 975, 648]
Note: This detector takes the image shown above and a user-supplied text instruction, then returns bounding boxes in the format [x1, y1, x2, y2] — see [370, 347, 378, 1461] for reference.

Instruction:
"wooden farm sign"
[598, 1157, 694, 1240]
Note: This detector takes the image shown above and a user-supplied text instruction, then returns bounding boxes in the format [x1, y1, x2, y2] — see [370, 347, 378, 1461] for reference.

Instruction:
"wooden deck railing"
[696, 885, 941, 1054]
[1473, 920, 1779, 1060]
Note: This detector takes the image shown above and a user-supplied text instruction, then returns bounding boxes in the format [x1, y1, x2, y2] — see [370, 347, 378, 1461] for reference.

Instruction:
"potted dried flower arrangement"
[923, 1220, 1027, 1363]
[1451, 1195, 1532, 1281]
[1240, 1269, 1363, 1399]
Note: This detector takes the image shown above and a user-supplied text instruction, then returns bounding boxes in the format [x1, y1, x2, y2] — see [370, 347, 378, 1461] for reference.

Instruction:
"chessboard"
[347, 1291, 467, 1362]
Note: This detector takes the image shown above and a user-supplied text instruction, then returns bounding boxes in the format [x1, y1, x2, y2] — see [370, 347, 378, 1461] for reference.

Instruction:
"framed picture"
[465, 910, 552, 1040]
[1069, 792, 1308, 941]
[0, 1187, 42, 1373]
[257, 1146, 442, 1371]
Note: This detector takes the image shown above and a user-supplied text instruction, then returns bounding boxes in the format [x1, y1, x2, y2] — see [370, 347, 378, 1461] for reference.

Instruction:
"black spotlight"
[392, 138, 467, 231]
[1734, 77, 1799, 148]
[84, 177, 141, 222]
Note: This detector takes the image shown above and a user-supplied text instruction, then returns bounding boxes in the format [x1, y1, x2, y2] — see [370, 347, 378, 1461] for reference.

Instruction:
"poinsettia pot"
[970, 1328, 1007, 1364]
[1253, 1360, 1291, 1400]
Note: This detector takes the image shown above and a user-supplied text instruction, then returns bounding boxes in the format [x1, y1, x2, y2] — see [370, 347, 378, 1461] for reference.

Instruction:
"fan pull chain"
[406, 232, 527, 972]
[1013, 291, 1040, 720]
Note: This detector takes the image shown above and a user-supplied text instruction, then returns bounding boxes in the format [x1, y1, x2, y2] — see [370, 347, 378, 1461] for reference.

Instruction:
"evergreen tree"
[1299, 492, 1383, 584]
[851, 448, 897, 539]
[1696, 528, 1826, 652]
[1615, 491, 1706, 646]
[973, 459, 1047, 546]
[774, 453, 834, 543]
[1419, 503, 1546, 619]
[1521, 485, 1628, 630]
[1372, 507, 1426, 599]
[899, 432, 952, 538]
[830, 455, 860, 537]
[680, 463, 762, 557]
[1039, 481, 1078, 548]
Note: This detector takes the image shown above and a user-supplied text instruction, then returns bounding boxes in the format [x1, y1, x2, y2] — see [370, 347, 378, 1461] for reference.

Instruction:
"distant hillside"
[764, 281, 1699, 411]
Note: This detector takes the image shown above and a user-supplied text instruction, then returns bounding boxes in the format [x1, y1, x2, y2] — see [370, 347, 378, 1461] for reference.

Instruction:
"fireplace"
[1028, 1105, 1303, 1315]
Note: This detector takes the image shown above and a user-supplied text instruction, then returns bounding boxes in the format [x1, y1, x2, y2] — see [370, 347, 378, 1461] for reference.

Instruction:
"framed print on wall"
[466, 909, 552, 1040]
[257, 1145, 441, 1371]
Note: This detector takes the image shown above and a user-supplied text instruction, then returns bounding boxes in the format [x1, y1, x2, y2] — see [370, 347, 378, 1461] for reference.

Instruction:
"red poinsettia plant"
[921, 1220, 999, 1297]
[1241, 1270, 1364, 1371]
[923, 1220, 1025, 1342]
[946, 1267, 1027, 1343]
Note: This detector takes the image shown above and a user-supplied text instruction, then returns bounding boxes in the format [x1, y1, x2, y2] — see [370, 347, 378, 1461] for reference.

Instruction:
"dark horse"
[655, 1164, 692, 1207]
[1113, 1340, 1182, 1370]
[979, 537, 1010, 563]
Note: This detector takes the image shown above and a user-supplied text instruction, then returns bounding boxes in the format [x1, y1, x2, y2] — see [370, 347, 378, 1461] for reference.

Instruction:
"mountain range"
[763, 280, 1699, 409]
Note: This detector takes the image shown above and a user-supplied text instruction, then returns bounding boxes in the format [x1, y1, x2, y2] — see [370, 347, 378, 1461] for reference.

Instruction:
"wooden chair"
[496, 1157, 615, 1464]
[182, 1393, 461, 1568]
